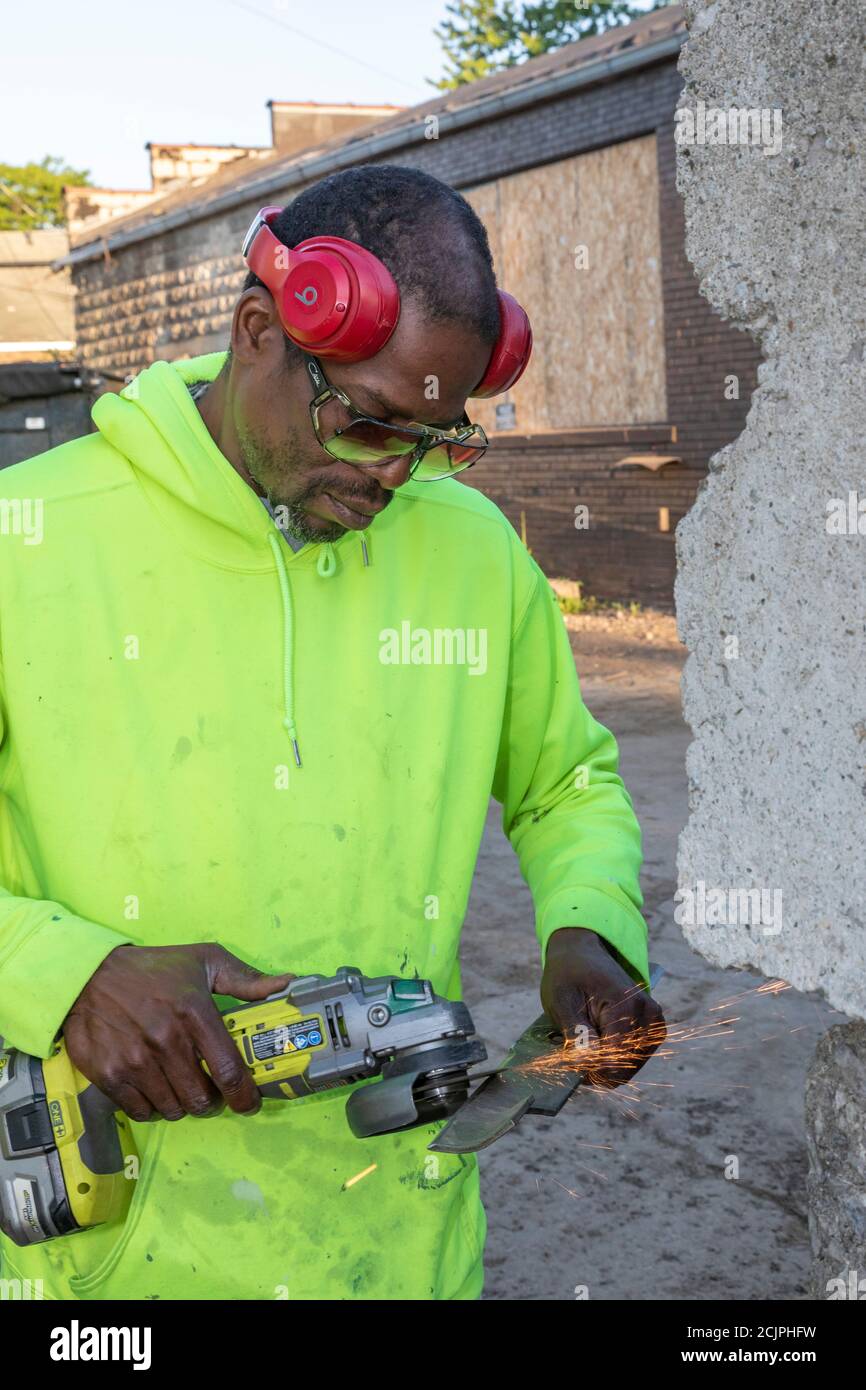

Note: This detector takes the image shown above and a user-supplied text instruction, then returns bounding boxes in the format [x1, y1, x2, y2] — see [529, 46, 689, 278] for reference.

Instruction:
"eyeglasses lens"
[316, 396, 486, 477]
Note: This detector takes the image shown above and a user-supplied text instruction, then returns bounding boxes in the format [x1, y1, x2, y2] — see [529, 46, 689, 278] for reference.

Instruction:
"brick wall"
[70, 52, 762, 606]
[462, 428, 690, 608]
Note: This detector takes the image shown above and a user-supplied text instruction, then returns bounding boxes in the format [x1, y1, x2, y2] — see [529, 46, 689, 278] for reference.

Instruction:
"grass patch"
[552, 579, 641, 617]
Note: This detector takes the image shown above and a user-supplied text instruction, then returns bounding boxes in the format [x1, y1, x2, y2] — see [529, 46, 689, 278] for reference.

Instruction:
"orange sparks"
[342, 1163, 378, 1191]
[526, 977, 802, 1205]
[516, 1013, 737, 1091]
[549, 1176, 582, 1199]
[710, 979, 791, 1011]
[515, 979, 795, 1093]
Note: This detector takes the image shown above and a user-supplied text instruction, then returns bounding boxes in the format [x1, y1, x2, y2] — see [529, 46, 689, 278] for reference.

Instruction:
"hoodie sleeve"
[491, 550, 649, 988]
[0, 889, 134, 1059]
[0, 705, 135, 1060]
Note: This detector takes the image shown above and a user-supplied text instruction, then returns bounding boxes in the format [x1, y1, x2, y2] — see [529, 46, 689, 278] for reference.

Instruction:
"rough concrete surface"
[805, 1022, 866, 1299]
[461, 611, 842, 1300]
[673, 0, 866, 1017]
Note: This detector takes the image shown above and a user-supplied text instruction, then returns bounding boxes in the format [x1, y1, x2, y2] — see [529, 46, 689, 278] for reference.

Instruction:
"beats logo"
[295, 285, 318, 306]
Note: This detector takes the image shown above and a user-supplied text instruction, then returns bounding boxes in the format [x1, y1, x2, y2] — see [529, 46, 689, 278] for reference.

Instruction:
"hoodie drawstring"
[316, 544, 336, 578]
[268, 533, 302, 767]
[268, 534, 368, 767]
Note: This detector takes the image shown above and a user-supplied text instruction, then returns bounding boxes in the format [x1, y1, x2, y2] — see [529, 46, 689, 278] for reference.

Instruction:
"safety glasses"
[305, 356, 488, 482]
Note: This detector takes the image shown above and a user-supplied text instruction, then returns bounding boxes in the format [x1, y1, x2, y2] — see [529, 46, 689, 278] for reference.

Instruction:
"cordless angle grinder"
[0, 961, 663, 1247]
[0, 966, 483, 1247]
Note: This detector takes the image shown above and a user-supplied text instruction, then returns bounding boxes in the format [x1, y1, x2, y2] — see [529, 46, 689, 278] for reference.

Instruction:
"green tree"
[432, 0, 672, 89]
[0, 156, 91, 230]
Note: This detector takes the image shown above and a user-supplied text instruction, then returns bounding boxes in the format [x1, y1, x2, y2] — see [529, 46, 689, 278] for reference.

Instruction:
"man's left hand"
[540, 926, 666, 1088]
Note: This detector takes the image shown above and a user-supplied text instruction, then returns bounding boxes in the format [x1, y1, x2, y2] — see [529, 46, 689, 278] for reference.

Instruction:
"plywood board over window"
[464, 133, 667, 436]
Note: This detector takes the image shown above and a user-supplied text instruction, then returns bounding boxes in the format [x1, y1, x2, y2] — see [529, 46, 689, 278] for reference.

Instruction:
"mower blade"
[429, 1013, 577, 1152]
[648, 961, 665, 990]
[428, 962, 666, 1154]
[511, 1012, 586, 1116]
[427, 1069, 534, 1153]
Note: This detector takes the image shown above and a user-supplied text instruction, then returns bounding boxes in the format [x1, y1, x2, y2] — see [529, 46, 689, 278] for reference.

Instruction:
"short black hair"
[241, 164, 501, 362]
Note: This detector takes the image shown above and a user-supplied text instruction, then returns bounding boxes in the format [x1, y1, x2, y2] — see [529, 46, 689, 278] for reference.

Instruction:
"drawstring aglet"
[282, 716, 302, 768]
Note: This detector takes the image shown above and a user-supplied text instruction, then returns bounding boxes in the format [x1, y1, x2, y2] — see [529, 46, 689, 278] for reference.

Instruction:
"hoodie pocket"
[68, 1121, 167, 1300]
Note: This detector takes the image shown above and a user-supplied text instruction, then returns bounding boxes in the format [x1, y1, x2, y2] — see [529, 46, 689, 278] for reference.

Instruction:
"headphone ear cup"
[279, 235, 400, 363]
[470, 290, 533, 398]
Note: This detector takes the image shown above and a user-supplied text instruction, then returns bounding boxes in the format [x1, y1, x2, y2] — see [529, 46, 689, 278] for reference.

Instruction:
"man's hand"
[63, 943, 296, 1123]
[540, 927, 665, 1087]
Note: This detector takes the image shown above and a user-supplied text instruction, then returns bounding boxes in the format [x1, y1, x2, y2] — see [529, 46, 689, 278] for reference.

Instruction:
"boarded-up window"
[464, 133, 667, 435]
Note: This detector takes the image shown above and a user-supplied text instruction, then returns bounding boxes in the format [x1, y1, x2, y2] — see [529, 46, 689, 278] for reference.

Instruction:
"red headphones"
[242, 206, 532, 398]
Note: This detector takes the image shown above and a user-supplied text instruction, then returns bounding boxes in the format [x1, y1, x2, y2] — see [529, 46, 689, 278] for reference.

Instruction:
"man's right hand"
[63, 943, 296, 1123]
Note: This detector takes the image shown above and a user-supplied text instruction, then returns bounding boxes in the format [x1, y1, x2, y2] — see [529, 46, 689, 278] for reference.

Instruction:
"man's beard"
[271, 491, 345, 545]
[237, 421, 349, 544]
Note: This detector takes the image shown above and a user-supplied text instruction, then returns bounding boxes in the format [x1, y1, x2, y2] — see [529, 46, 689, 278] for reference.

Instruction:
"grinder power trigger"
[0, 961, 663, 1246]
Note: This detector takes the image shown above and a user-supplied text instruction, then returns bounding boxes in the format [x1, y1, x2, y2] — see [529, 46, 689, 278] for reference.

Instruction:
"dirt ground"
[461, 604, 842, 1301]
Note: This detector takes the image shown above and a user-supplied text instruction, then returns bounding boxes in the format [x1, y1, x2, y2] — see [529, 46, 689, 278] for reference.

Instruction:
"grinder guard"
[346, 1039, 487, 1138]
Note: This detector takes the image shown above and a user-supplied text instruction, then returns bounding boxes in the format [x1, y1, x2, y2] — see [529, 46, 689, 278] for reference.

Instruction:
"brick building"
[61, 6, 760, 606]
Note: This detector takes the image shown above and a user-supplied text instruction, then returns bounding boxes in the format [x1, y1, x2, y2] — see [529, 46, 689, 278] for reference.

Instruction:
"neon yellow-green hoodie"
[0, 352, 648, 1301]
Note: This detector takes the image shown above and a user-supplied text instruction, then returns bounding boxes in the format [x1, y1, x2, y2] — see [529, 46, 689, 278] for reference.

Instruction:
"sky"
[2, 0, 659, 189]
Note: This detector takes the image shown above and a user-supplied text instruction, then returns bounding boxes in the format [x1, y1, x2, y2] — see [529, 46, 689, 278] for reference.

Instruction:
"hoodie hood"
[92, 352, 370, 763]
[92, 352, 362, 575]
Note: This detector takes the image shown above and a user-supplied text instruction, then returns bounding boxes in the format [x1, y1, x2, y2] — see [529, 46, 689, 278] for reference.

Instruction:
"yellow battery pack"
[41, 1041, 140, 1234]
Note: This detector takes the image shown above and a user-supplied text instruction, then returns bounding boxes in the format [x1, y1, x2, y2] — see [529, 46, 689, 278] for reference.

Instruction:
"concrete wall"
[674, 0, 866, 1294]
[64, 187, 160, 239]
[147, 144, 271, 191]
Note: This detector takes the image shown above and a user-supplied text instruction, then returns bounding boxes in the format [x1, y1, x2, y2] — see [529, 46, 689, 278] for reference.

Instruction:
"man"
[0, 164, 663, 1300]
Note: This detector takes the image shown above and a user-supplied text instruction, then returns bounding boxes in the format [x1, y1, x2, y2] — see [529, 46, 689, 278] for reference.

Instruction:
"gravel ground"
[461, 603, 843, 1301]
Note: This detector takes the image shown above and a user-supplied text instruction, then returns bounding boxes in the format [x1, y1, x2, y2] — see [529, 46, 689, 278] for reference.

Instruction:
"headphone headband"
[242, 206, 532, 393]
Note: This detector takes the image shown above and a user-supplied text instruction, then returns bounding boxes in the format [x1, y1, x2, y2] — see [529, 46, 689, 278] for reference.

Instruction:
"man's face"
[229, 292, 493, 544]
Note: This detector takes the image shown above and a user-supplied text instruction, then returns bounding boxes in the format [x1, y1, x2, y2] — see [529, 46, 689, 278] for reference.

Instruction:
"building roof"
[0, 360, 91, 403]
[372, 3, 684, 124]
[267, 100, 403, 111]
[63, 5, 685, 263]
[145, 141, 273, 153]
